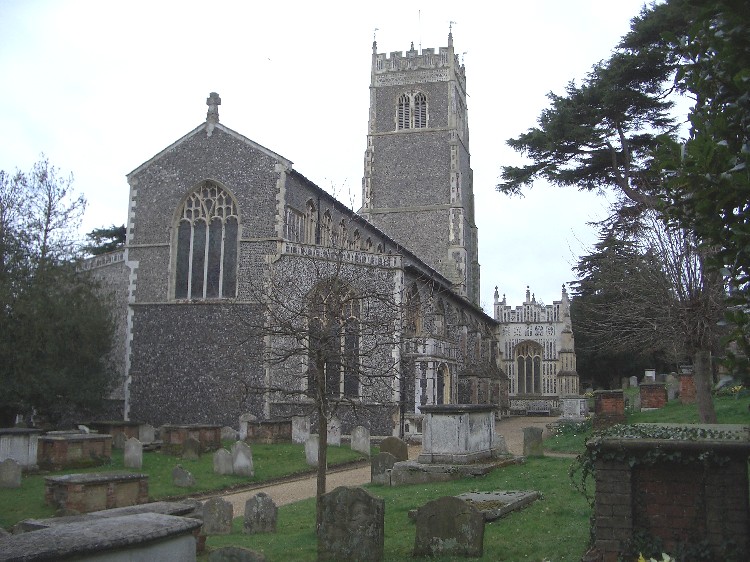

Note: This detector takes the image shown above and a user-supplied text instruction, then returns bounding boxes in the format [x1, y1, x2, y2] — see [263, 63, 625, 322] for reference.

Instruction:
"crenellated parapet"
[371, 38, 466, 91]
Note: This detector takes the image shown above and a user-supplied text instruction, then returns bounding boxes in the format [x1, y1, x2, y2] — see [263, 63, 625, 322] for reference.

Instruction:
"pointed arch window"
[397, 94, 411, 130]
[307, 280, 361, 399]
[305, 200, 317, 244]
[405, 283, 422, 335]
[396, 92, 428, 130]
[515, 341, 542, 394]
[174, 181, 238, 300]
[413, 93, 427, 128]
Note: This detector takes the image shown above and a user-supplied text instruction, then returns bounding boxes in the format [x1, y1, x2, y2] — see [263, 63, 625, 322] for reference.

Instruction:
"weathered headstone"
[350, 426, 371, 457]
[213, 448, 234, 475]
[305, 435, 319, 466]
[112, 432, 127, 449]
[0, 458, 22, 488]
[621, 377, 629, 390]
[221, 426, 237, 441]
[327, 416, 341, 447]
[208, 546, 267, 562]
[522, 427, 544, 457]
[172, 465, 196, 487]
[139, 424, 155, 444]
[124, 437, 143, 469]
[379, 436, 408, 462]
[629, 376, 638, 388]
[182, 437, 202, 461]
[77, 424, 91, 434]
[318, 487, 384, 562]
[231, 441, 254, 477]
[202, 497, 233, 535]
[238, 413, 257, 441]
[243, 492, 277, 534]
[413, 496, 484, 557]
[291, 415, 310, 444]
[370, 452, 397, 485]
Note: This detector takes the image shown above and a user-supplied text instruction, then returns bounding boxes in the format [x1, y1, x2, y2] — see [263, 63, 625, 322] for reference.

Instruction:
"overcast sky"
[0, 0, 650, 312]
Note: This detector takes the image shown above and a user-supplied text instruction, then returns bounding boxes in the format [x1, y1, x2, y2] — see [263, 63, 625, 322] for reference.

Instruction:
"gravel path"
[219, 416, 556, 514]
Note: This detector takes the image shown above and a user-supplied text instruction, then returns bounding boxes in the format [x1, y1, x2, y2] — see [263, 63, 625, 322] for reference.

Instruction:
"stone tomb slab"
[389, 457, 521, 486]
[408, 490, 540, 522]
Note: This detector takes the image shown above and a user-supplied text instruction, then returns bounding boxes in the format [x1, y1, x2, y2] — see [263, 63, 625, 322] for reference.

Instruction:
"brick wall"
[593, 390, 625, 430]
[679, 374, 696, 404]
[639, 383, 667, 409]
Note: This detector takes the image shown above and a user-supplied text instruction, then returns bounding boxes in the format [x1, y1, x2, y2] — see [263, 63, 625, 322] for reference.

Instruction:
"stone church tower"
[360, 32, 480, 305]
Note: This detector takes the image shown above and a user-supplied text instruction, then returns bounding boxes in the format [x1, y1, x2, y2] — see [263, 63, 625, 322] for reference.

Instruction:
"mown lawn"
[0, 442, 366, 529]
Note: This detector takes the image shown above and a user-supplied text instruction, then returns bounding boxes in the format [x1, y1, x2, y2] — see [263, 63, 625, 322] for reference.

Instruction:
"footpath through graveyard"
[216, 416, 564, 515]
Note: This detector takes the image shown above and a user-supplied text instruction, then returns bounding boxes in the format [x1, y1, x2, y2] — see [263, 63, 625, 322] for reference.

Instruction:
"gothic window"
[353, 229, 360, 251]
[515, 341, 542, 394]
[305, 200, 317, 244]
[434, 299, 446, 337]
[404, 283, 422, 335]
[307, 280, 361, 399]
[338, 219, 347, 248]
[174, 181, 238, 300]
[321, 211, 332, 246]
[397, 92, 428, 130]
[284, 206, 303, 242]
[365, 237, 372, 252]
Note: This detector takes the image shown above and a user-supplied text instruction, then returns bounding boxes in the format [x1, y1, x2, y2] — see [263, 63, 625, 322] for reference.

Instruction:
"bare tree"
[237, 244, 428, 530]
[573, 210, 725, 421]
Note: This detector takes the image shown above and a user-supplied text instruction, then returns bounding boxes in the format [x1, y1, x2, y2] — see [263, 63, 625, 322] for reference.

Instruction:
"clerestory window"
[174, 181, 238, 300]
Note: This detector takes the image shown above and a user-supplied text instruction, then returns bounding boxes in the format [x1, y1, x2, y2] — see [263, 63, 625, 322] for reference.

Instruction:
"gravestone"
[213, 448, 234, 475]
[291, 415, 310, 444]
[77, 424, 90, 434]
[172, 465, 196, 487]
[182, 437, 202, 461]
[305, 435, 319, 466]
[124, 437, 143, 469]
[202, 497, 233, 535]
[379, 436, 408, 461]
[209, 546, 267, 562]
[350, 426, 370, 456]
[629, 376, 638, 388]
[413, 496, 484, 557]
[0, 458, 22, 488]
[370, 452, 397, 485]
[139, 424, 155, 444]
[112, 432, 127, 449]
[243, 492, 277, 534]
[221, 426, 237, 441]
[327, 417, 341, 447]
[318, 486, 384, 562]
[231, 441, 254, 477]
[621, 377, 629, 390]
[522, 427, 544, 457]
[238, 413, 257, 441]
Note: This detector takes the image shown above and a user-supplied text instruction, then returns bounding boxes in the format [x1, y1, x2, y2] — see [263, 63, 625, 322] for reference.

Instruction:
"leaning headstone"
[112, 432, 127, 449]
[231, 441, 254, 477]
[370, 452, 397, 485]
[209, 546, 267, 562]
[413, 496, 484, 557]
[139, 423, 155, 444]
[319, 487, 384, 562]
[213, 448, 234, 475]
[291, 415, 310, 444]
[182, 437, 202, 461]
[221, 426, 237, 441]
[350, 426, 371, 456]
[202, 497, 233, 535]
[0, 458, 22, 488]
[305, 435, 319, 466]
[238, 413, 257, 441]
[124, 437, 143, 469]
[243, 492, 278, 534]
[379, 436, 408, 461]
[172, 465, 196, 487]
[522, 427, 544, 457]
[327, 416, 341, 447]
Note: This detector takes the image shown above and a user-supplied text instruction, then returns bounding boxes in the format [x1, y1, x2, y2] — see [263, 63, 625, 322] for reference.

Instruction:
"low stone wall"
[588, 424, 750, 561]
[161, 424, 222, 455]
[45, 472, 149, 514]
[37, 433, 112, 470]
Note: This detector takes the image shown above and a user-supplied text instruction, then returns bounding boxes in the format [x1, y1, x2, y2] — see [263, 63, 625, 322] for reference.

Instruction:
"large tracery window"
[307, 280, 361, 399]
[397, 92, 428, 130]
[175, 181, 238, 300]
[515, 341, 542, 394]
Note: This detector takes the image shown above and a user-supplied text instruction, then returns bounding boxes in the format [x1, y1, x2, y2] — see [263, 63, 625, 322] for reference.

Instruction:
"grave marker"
[413, 496, 484, 557]
[243, 492, 277, 534]
[318, 486, 384, 562]
[124, 437, 143, 469]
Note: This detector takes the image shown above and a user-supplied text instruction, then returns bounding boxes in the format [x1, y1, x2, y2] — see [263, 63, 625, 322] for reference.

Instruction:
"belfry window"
[396, 92, 427, 130]
[174, 181, 238, 300]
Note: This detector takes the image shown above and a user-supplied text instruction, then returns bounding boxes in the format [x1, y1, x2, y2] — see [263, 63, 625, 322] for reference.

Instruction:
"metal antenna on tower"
[373, 27, 379, 42]
[418, 9, 421, 52]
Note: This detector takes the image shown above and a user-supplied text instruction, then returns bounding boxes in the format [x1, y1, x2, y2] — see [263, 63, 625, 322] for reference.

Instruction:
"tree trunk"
[315, 400, 328, 534]
[693, 349, 717, 423]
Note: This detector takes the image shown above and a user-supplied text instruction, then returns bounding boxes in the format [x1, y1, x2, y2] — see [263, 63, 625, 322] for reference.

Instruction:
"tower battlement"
[372, 39, 466, 89]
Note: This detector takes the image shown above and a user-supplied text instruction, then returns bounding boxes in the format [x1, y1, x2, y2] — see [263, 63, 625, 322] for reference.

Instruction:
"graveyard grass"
[0, 442, 365, 529]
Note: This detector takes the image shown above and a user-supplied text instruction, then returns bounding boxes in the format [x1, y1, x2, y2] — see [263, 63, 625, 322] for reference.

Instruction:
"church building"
[87, 32, 578, 435]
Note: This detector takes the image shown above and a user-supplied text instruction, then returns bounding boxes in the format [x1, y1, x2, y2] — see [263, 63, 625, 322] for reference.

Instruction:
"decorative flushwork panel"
[374, 69, 450, 87]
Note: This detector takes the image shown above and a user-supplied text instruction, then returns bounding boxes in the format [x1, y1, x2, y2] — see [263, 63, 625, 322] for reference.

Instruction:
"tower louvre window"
[414, 93, 427, 128]
[397, 94, 410, 130]
[396, 92, 427, 130]
[174, 181, 238, 300]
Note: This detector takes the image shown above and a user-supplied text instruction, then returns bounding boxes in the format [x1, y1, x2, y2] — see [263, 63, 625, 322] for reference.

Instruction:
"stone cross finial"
[206, 92, 221, 136]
